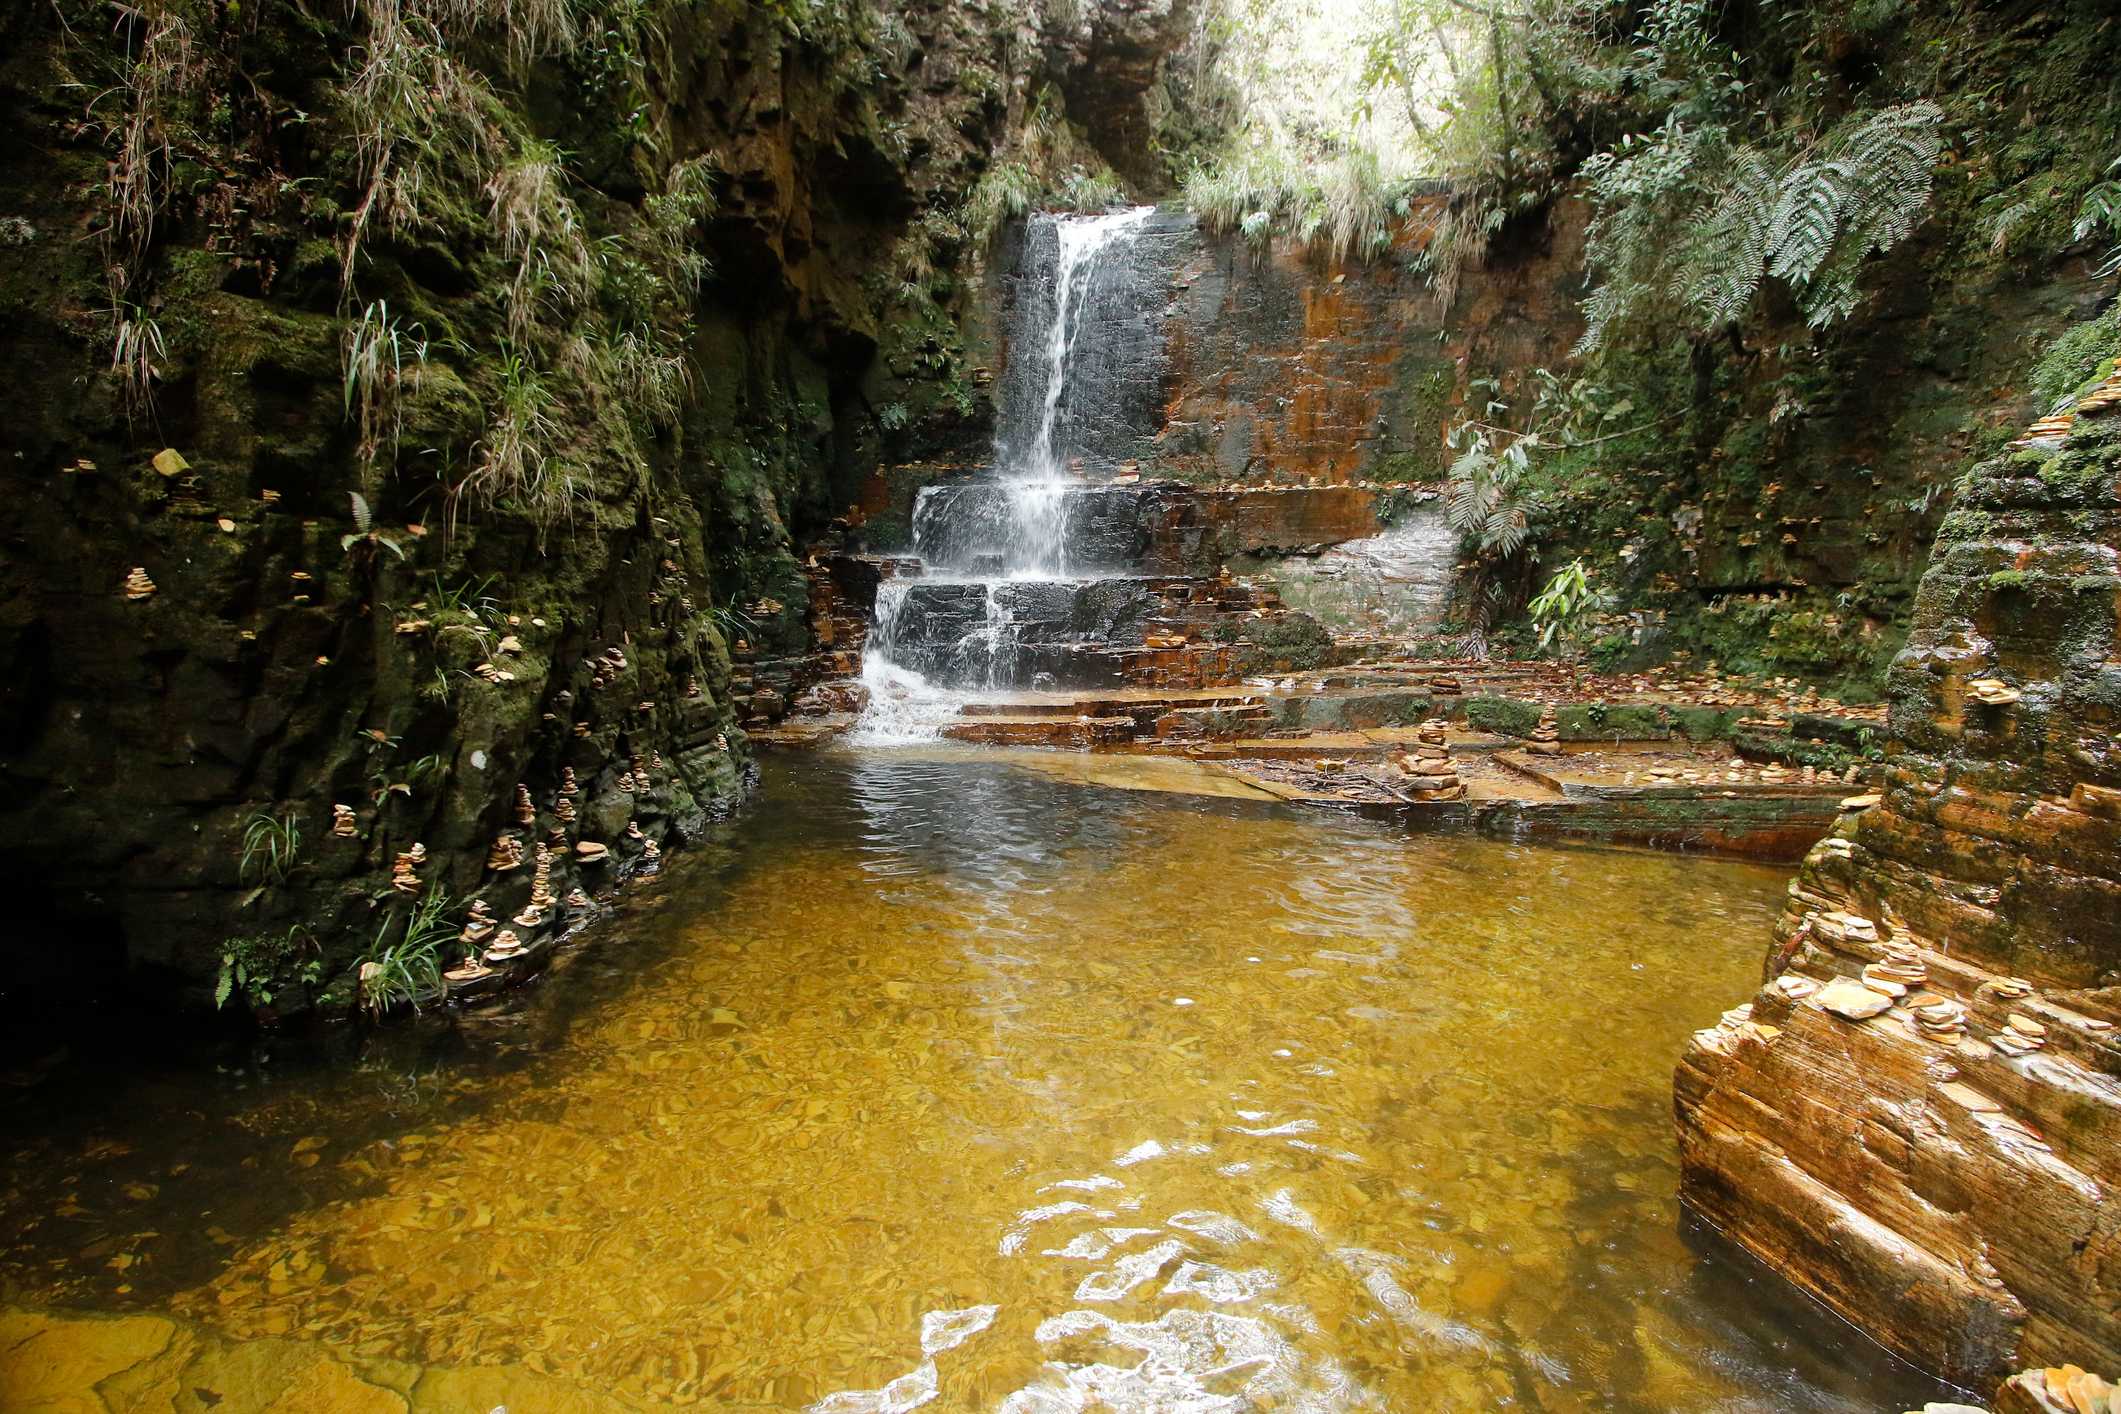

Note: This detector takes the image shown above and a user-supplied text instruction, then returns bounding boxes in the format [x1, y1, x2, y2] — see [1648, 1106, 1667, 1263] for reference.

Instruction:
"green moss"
[1557, 702, 1670, 740]
[1465, 695, 1542, 737]
[2027, 312, 2121, 409]
[1236, 615, 1334, 672]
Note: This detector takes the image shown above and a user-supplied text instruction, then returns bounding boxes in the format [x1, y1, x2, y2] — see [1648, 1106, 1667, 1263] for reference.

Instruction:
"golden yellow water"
[0, 752, 1950, 1410]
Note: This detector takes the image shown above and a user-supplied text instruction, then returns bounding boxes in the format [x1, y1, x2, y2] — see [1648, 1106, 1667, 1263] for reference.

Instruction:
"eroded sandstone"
[1676, 390, 2121, 1385]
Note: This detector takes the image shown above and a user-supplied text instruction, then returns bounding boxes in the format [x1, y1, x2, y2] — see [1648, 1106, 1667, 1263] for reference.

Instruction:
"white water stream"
[853, 208, 1158, 744]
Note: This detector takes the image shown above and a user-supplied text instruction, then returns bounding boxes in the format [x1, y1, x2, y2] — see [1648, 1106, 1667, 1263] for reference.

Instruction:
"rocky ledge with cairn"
[1524, 704, 1562, 755]
[1674, 410, 2121, 1386]
[1393, 719, 1465, 801]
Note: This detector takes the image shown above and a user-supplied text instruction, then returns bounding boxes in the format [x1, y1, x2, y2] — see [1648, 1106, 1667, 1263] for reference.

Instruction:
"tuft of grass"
[427, 571, 502, 615]
[1183, 148, 1410, 264]
[239, 809, 302, 885]
[460, 343, 577, 529]
[109, 304, 165, 425]
[356, 884, 457, 1019]
[96, 0, 204, 305]
[645, 153, 719, 292]
[343, 299, 429, 467]
[965, 161, 1040, 243]
[340, 0, 502, 289]
[488, 139, 592, 341]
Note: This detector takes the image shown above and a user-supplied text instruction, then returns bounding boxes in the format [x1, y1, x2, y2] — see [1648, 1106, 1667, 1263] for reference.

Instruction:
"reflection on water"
[0, 753, 1953, 1411]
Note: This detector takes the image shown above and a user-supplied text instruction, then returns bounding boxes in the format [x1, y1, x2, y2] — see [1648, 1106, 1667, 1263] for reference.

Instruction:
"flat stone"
[1939, 1081, 2002, 1113]
[1817, 977, 1895, 1020]
[0, 1310, 177, 1413]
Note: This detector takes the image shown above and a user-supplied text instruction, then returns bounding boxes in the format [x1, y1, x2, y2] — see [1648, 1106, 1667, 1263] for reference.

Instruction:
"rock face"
[0, 0, 1186, 1017]
[1674, 403, 2121, 1385]
[1159, 198, 1590, 487]
[1042, 0, 1201, 193]
[906, 480, 1381, 574]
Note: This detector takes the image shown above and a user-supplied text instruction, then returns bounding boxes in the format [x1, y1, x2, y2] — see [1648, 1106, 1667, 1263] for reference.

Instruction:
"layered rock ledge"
[1676, 385, 2121, 1385]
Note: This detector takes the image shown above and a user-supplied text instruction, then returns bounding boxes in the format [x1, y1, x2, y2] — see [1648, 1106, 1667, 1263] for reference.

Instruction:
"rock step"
[1153, 704, 1276, 739]
[956, 691, 1263, 720]
[940, 715, 1139, 748]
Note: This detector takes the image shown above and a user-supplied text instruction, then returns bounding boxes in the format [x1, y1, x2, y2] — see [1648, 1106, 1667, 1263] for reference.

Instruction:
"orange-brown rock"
[1676, 418, 2121, 1385]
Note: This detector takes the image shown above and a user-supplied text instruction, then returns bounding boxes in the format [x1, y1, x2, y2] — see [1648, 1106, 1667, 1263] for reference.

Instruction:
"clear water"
[0, 751, 1955, 1411]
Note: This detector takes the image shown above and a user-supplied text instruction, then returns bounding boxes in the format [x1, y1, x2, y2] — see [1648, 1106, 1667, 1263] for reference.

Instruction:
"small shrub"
[215, 927, 321, 1012]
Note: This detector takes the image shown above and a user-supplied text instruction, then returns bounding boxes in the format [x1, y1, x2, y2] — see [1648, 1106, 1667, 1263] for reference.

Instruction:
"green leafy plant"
[1577, 95, 1944, 349]
[1528, 558, 1607, 661]
[369, 751, 448, 806]
[342, 491, 408, 560]
[2073, 156, 2121, 277]
[965, 161, 1041, 243]
[356, 885, 457, 1019]
[644, 152, 719, 291]
[215, 926, 322, 1012]
[239, 809, 302, 884]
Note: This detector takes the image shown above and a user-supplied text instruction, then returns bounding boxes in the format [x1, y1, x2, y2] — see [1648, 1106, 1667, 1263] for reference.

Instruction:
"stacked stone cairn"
[1395, 720, 1465, 801]
[446, 901, 496, 981]
[486, 831, 523, 871]
[1525, 705, 1562, 756]
[1989, 1361, 2119, 1413]
[514, 844, 555, 929]
[1991, 1012, 2049, 1058]
[459, 899, 496, 949]
[390, 843, 424, 894]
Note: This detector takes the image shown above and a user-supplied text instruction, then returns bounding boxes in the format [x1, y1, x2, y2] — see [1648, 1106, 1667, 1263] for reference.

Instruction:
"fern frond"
[1674, 147, 1774, 326]
[1485, 509, 1529, 557]
[1827, 103, 1944, 256]
[1765, 160, 1848, 285]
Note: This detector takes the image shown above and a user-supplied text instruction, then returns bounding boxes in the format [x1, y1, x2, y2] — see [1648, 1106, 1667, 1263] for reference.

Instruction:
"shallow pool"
[0, 751, 1952, 1410]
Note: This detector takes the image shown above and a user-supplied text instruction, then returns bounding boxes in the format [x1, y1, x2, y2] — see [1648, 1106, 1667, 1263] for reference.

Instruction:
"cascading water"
[853, 206, 1170, 742]
[1022, 205, 1157, 485]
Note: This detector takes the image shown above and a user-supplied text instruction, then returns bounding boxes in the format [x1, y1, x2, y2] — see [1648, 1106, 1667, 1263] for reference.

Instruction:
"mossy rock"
[1465, 695, 1543, 737]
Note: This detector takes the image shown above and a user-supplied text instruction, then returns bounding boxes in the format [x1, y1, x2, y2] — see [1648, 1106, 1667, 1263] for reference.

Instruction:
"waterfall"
[1022, 205, 1157, 485]
[853, 206, 1168, 742]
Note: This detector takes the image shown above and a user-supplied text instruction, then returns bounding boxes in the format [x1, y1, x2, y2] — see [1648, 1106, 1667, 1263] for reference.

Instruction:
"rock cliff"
[0, 0, 1198, 1019]
[1675, 369, 2121, 1385]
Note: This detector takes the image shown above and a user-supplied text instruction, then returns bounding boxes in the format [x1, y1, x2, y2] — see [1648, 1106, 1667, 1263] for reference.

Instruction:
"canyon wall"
[0, 0, 1196, 1018]
[1675, 386, 2121, 1385]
